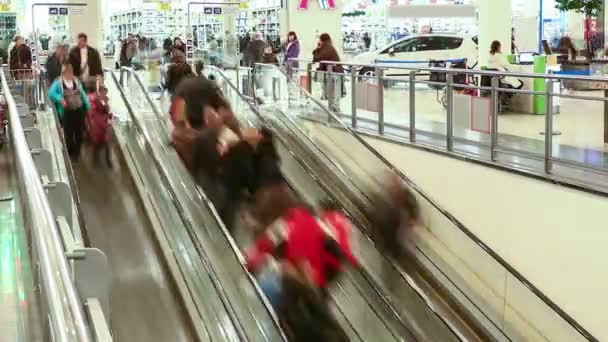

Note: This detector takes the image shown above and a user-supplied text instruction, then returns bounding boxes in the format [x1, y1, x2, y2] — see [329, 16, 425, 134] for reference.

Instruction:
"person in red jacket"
[319, 199, 359, 277]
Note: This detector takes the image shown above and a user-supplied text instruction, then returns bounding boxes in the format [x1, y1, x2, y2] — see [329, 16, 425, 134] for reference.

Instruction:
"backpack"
[63, 80, 83, 111]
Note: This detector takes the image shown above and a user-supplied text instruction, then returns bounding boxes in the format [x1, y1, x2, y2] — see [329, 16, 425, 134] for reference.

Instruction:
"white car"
[352, 33, 478, 77]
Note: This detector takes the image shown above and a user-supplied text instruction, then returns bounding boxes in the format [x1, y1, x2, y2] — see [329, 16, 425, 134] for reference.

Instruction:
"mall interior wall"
[477, 0, 512, 67]
[68, 0, 102, 50]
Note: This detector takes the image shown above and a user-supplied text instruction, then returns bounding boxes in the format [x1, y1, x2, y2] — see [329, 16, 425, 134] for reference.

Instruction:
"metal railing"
[285, 59, 608, 193]
[1, 69, 91, 340]
[250, 62, 600, 341]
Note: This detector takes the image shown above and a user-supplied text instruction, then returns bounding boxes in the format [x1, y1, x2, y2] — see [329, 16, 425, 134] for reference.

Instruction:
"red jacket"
[247, 207, 338, 288]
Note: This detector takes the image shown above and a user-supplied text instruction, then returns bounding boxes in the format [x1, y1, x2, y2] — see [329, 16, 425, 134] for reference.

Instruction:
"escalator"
[115, 67, 414, 342]
[119, 67, 460, 341]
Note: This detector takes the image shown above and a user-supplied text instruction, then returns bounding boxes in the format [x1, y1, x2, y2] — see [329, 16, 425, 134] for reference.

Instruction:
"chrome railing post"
[377, 67, 384, 134]
[327, 64, 334, 116]
[351, 66, 357, 128]
[409, 71, 416, 142]
[235, 66, 240, 92]
[446, 73, 454, 151]
[306, 62, 313, 93]
[251, 67, 257, 107]
[490, 77, 500, 161]
[545, 79, 555, 173]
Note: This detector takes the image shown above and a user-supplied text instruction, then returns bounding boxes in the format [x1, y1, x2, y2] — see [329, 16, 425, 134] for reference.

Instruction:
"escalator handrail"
[109, 68, 287, 341]
[255, 62, 599, 342]
[1, 69, 91, 341]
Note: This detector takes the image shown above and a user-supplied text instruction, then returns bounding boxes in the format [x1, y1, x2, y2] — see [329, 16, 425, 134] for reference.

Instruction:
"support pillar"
[283, 0, 343, 59]
[478, 0, 512, 67]
[68, 0, 102, 50]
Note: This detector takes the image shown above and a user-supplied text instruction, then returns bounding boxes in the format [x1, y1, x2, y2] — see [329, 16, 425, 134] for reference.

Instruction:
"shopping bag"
[355, 81, 380, 112]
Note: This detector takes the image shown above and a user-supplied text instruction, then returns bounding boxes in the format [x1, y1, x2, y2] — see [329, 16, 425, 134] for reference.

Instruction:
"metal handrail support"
[1, 69, 90, 341]
[490, 77, 500, 162]
[446, 74, 454, 151]
[350, 67, 357, 128]
[377, 67, 385, 135]
[409, 71, 416, 143]
[545, 80, 555, 174]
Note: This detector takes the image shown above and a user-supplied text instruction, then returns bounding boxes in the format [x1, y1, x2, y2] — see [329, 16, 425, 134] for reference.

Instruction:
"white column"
[283, 0, 343, 59]
[477, 0, 512, 67]
[68, 0, 103, 50]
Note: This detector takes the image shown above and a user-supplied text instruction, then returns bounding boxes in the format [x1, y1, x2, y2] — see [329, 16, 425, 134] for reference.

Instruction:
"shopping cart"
[8, 68, 39, 110]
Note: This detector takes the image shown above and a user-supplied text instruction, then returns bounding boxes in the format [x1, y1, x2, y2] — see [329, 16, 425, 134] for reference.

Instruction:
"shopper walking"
[120, 33, 137, 67]
[312, 33, 343, 113]
[113, 37, 122, 69]
[69, 33, 103, 88]
[49, 61, 91, 162]
[9, 35, 32, 80]
[172, 37, 186, 55]
[45, 43, 68, 84]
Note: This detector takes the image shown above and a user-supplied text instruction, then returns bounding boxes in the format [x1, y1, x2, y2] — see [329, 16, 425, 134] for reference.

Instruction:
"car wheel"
[359, 67, 375, 77]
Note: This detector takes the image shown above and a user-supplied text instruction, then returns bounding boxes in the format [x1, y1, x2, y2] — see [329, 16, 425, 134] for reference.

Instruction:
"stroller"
[428, 59, 476, 108]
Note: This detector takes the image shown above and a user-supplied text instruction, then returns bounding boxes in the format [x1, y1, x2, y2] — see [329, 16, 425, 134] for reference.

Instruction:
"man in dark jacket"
[45, 44, 67, 85]
[244, 33, 265, 67]
[69, 33, 103, 84]
[9, 35, 32, 79]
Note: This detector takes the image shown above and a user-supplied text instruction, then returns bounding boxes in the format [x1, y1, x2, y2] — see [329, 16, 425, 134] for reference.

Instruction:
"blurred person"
[559, 36, 577, 61]
[45, 43, 68, 84]
[113, 37, 122, 69]
[170, 76, 240, 170]
[191, 126, 263, 229]
[68, 33, 103, 87]
[87, 81, 112, 168]
[206, 35, 219, 65]
[244, 32, 265, 67]
[313, 33, 343, 113]
[488, 40, 523, 89]
[9, 35, 32, 79]
[120, 33, 137, 67]
[362, 32, 371, 50]
[367, 172, 420, 285]
[49, 61, 91, 162]
[166, 51, 194, 120]
[319, 198, 360, 275]
[173, 37, 186, 55]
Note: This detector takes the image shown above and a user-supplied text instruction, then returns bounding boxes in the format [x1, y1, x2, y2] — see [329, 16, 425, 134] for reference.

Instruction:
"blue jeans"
[258, 270, 282, 310]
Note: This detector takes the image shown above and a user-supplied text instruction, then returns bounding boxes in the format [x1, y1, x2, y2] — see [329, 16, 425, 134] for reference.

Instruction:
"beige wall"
[68, 0, 102, 50]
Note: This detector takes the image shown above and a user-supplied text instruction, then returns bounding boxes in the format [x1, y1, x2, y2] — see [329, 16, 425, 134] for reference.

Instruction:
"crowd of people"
[166, 31, 420, 341]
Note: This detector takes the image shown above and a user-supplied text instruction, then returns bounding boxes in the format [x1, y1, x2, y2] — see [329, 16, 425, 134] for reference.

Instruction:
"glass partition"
[252, 63, 596, 342]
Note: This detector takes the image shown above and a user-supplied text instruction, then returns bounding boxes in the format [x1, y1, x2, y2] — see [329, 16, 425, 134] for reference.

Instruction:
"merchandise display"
[0, 12, 17, 51]
[110, 8, 186, 41]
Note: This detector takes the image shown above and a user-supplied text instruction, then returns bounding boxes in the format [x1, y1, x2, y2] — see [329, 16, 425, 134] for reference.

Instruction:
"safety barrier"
[1, 68, 112, 341]
[281, 58, 608, 193]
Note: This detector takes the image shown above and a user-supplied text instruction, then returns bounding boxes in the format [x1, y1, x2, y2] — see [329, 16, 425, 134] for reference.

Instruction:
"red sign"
[299, 0, 336, 10]
[585, 18, 598, 41]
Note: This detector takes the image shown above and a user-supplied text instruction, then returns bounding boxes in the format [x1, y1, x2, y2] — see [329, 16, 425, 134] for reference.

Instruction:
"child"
[49, 61, 91, 162]
[87, 82, 112, 167]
